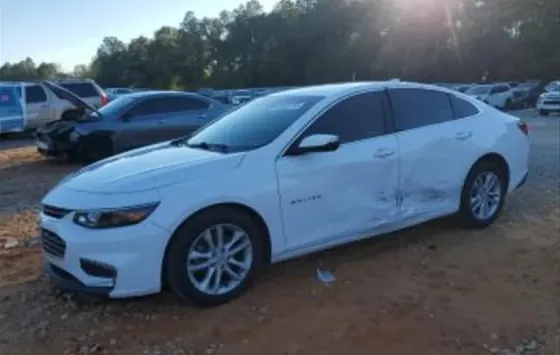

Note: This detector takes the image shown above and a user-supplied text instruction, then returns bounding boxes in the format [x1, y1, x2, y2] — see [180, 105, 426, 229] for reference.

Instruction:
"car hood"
[58, 142, 246, 194]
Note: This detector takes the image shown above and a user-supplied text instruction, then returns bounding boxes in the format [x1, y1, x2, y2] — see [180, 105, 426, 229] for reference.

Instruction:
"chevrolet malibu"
[40, 81, 530, 306]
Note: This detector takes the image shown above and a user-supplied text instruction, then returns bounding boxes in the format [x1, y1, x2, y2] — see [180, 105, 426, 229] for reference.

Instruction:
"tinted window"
[167, 96, 210, 111]
[301, 92, 386, 144]
[25, 85, 48, 103]
[450, 95, 480, 119]
[491, 85, 509, 94]
[128, 97, 173, 116]
[59, 83, 99, 98]
[389, 88, 453, 131]
[187, 94, 324, 152]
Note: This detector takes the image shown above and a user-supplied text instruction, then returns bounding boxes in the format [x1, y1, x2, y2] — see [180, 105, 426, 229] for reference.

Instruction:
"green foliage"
[1, 0, 559, 88]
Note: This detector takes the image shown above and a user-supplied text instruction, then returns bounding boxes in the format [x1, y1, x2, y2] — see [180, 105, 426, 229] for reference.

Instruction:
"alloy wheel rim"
[469, 171, 502, 220]
[186, 224, 253, 295]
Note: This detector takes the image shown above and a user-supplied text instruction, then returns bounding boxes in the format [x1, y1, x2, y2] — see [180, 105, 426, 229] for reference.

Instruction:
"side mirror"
[286, 134, 340, 156]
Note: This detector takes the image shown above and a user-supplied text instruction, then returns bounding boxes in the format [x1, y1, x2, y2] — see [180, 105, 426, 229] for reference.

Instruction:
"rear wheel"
[539, 109, 549, 116]
[457, 161, 507, 228]
[165, 207, 264, 307]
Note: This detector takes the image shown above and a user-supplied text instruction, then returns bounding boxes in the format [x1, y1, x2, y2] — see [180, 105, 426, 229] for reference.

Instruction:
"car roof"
[268, 81, 471, 99]
[122, 90, 202, 100]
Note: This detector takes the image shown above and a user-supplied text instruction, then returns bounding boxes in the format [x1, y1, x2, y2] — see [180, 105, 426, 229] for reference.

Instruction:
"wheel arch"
[466, 152, 511, 190]
[160, 202, 272, 289]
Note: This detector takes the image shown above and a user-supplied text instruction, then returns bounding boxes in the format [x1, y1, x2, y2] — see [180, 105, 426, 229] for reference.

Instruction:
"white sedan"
[39, 81, 530, 306]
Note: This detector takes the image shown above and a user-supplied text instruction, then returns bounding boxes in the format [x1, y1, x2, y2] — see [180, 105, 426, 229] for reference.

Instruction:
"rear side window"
[59, 83, 99, 98]
[25, 85, 48, 103]
[450, 95, 480, 119]
[302, 91, 387, 144]
[388, 88, 453, 131]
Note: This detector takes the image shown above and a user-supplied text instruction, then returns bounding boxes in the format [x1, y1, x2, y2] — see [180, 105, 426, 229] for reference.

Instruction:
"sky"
[0, 0, 276, 71]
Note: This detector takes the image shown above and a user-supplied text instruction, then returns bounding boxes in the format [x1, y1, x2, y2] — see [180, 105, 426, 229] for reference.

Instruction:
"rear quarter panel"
[469, 108, 529, 192]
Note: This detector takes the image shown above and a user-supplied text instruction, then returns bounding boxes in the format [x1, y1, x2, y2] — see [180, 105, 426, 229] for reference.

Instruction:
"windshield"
[96, 95, 136, 116]
[186, 94, 324, 153]
[466, 86, 491, 95]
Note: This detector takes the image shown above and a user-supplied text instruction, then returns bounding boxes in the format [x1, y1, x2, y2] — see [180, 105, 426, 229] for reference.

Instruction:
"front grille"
[543, 100, 560, 105]
[42, 204, 72, 219]
[41, 229, 66, 258]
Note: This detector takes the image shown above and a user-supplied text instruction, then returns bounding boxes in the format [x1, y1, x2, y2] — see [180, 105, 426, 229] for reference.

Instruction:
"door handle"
[157, 120, 167, 124]
[373, 148, 396, 158]
[197, 113, 207, 119]
[455, 131, 473, 140]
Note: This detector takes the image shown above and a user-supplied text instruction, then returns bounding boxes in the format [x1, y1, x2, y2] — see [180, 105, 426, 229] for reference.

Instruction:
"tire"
[78, 135, 114, 163]
[504, 99, 512, 111]
[457, 160, 507, 229]
[165, 206, 265, 307]
[539, 110, 549, 116]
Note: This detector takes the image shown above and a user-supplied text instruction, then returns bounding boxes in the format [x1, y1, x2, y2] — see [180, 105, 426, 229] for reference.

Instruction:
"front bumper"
[35, 131, 77, 157]
[40, 212, 170, 298]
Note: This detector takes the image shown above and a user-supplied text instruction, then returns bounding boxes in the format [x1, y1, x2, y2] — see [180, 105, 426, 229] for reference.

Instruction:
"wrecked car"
[35, 81, 229, 162]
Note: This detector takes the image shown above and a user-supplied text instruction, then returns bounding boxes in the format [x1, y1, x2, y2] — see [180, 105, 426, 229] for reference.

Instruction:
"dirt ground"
[0, 111, 558, 355]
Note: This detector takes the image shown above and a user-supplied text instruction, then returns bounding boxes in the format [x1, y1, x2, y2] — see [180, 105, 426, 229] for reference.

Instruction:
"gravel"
[0, 110, 558, 355]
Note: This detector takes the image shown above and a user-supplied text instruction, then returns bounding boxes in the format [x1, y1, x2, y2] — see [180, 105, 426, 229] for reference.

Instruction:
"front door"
[115, 97, 174, 151]
[25, 85, 51, 128]
[275, 90, 400, 249]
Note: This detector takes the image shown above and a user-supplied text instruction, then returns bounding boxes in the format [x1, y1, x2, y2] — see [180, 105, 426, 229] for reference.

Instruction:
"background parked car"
[536, 81, 560, 116]
[0, 78, 107, 132]
[465, 83, 516, 109]
[35, 82, 230, 162]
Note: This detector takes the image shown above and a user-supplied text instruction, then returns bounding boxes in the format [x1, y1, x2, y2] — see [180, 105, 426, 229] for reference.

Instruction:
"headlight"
[73, 202, 159, 229]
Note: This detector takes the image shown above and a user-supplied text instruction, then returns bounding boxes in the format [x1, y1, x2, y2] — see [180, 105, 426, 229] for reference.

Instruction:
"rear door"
[387, 87, 483, 218]
[24, 85, 52, 128]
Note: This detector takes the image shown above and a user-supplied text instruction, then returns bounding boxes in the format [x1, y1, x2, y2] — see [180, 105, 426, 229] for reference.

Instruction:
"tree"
[1, 0, 558, 87]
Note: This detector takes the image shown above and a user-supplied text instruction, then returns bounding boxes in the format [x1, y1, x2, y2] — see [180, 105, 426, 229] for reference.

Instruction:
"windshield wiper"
[186, 142, 229, 152]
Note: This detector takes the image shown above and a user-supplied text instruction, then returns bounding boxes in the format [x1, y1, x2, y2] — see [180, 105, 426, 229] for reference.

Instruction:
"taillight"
[100, 93, 108, 106]
[517, 121, 529, 136]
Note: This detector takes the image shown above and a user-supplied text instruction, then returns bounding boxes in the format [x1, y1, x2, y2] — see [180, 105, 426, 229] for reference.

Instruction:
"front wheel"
[539, 109, 549, 116]
[78, 135, 114, 163]
[457, 161, 507, 229]
[165, 207, 264, 307]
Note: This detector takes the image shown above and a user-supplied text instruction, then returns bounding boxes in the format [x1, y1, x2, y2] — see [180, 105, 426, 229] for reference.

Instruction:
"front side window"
[25, 85, 47, 103]
[389, 88, 454, 131]
[128, 98, 165, 117]
[299, 91, 387, 144]
[186, 94, 324, 152]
